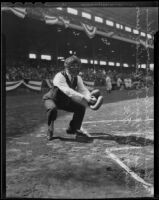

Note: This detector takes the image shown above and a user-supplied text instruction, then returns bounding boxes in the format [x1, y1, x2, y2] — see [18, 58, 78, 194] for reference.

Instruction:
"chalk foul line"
[106, 149, 154, 196]
[83, 118, 153, 124]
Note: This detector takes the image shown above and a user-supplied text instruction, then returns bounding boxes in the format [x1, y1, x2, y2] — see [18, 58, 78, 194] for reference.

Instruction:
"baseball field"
[6, 87, 154, 198]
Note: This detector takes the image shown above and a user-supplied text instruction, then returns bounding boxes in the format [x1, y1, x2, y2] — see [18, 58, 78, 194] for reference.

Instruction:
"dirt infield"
[6, 89, 154, 198]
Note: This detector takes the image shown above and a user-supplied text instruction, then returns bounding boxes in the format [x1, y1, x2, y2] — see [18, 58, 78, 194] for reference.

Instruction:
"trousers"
[43, 89, 86, 131]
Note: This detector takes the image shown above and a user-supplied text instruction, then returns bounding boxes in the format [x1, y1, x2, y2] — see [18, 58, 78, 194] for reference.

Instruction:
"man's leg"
[59, 100, 86, 134]
[69, 103, 86, 132]
[44, 99, 57, 140]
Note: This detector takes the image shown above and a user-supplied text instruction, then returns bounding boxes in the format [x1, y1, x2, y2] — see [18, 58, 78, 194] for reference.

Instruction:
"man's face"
[67, 63, 80, 77]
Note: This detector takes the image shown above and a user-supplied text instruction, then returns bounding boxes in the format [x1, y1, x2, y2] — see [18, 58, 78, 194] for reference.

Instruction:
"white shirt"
[106, 76, 112, 90]
[117, 78, 122, 87]
[106, 76, 111, 84]
[53, 71, 91, 106]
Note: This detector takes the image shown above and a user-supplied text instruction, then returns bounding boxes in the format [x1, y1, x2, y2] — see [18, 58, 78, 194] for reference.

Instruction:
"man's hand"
[86, 96, 97, 105]
[81, 89, 103, 110]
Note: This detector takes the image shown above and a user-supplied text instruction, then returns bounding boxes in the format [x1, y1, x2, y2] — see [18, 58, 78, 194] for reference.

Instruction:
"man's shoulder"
[53, 71, 65, 82]
[54, 71, 64, 77]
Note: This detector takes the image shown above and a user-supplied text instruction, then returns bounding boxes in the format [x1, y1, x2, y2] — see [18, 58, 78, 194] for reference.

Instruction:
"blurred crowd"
[6, 62, 56, 81]
[79, 66, 154, 89]
[6, 60, 154, 90]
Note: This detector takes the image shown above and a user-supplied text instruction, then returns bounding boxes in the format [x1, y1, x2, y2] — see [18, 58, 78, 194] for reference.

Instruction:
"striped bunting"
[10, 7, 26, 18]
[1, 7, 27, 18]
[6, 80, 23, 91]
[25, 81, 42, 91]
[1, 7, 10, 11]
[6, 80, 42, 91]
[81, 23, 97, 39]
[28, 81, 42, 86]
[6, 79, 94, 92]
[59, 16, 70, 28]
[6, 80, 21, 86]
[45, 15, 59, 25]
[45, 15, 70, 28]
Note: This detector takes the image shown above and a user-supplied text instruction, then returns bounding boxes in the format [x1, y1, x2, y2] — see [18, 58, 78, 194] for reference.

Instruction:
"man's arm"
[77, 75, 91, 100]
[53, 72, 88, 106]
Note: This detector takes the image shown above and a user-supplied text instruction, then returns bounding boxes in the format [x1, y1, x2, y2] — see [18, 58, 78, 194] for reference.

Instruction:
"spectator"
[117, 77, 122, 90]
[105, 74, 112, 94]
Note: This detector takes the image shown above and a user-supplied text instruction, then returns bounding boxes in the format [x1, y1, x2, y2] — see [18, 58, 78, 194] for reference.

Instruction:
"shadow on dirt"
[52, 136, 94, 143]
[52, 133, 153, 146]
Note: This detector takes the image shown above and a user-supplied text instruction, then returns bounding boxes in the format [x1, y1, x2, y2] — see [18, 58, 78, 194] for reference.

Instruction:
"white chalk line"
[83, 118, 153, 124]
[42, 123, 154, 195]
[107, 146, 143, 152]
[106, 149, 154, 196]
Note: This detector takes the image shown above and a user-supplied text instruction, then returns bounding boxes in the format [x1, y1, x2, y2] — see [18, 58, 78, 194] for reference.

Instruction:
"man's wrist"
[80, 96, 88, 107]
[83, 96, 89, 103]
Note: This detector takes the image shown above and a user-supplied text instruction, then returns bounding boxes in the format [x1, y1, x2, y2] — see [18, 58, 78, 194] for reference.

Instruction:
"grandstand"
[2, 2, 158, 199]
[2, 4, 156, 91]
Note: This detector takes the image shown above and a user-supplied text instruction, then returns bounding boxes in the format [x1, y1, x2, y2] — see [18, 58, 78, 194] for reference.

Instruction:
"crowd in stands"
[6, 59, 65, 81]
[6, 60, 154, 89]
[6, 62, 55, 81]
[79, 66, 154, 88]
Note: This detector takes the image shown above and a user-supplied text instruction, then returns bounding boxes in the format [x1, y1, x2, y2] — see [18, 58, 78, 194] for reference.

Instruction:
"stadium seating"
[6, 60, 154, 90]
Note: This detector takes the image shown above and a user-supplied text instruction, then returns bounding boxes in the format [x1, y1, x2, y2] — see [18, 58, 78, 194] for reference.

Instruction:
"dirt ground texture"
[5, 88, 154, 198]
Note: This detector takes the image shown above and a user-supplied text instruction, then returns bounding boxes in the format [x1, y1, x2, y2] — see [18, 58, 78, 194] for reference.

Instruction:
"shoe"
[47, 129, 53, 141]
[80, 127, 88, 134]
[75, 129, 89, 138]
[75, 130, 93, 142]
[66, 126, 76, 135]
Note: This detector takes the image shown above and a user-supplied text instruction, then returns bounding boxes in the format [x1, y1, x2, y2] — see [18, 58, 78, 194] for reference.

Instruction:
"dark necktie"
[70, 76, 74, 84]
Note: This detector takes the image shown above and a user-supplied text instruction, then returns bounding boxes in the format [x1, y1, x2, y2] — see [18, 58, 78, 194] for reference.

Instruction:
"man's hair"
[64, 55, 81, 68]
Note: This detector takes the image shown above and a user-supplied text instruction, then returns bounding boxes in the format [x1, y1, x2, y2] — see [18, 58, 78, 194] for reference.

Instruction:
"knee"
[42, 92, 49, 101]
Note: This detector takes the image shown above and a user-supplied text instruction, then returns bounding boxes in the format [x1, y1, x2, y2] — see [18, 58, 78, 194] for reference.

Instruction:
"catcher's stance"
[43, 55, 103, 140]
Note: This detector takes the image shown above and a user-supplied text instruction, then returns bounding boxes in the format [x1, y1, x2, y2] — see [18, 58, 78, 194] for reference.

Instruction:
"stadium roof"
[2, 3, 158, 49]
[1, 2, 158, 34]
[82, 7, 158, 33]
[2, 2, 157, 64]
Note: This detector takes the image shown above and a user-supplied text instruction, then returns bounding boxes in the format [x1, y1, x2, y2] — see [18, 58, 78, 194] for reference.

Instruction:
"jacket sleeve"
[53, 72, 88, 106]
[77, 76, 91, 100]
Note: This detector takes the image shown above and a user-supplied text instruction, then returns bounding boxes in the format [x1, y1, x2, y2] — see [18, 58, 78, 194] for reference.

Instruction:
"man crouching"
[43, 55, 103, 140]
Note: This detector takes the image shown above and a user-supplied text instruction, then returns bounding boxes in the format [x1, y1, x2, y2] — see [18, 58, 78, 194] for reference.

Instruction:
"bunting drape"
[6, 79, 94, 91]
[59, 16, 70, 28]
[81, 23, 97, 39]
[1, 6, 26, 18]
[44, 14, 70, 28]
[44, 15, 59, 25]
[6, 80, 42, 91]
